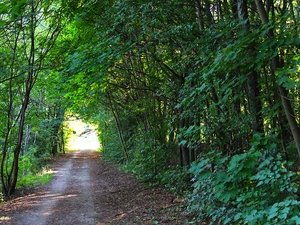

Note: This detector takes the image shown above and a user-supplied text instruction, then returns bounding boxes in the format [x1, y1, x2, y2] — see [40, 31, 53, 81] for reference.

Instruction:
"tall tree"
[0, 0, 62, 197]
[255, 0, 300, 159]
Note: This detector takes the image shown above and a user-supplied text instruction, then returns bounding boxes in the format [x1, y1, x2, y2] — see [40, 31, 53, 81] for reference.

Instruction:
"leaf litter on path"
[0, 149, 194, 225]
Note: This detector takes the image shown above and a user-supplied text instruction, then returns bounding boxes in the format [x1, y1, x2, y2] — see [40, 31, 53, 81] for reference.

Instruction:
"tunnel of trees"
[1, 0, 300, 224]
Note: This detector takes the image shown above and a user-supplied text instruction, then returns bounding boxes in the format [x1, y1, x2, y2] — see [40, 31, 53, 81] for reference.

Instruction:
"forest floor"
[0, 149, 197, 225]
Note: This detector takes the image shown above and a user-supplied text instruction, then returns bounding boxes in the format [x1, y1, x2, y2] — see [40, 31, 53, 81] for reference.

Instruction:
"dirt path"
[1, 150, 193, 225]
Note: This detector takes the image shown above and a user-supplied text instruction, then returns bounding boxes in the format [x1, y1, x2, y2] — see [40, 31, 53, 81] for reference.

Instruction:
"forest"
[0, 0, 300, 224]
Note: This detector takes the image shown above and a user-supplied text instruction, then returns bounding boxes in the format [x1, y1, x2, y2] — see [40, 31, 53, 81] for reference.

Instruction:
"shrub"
[156, 165, 190, 196]
[188, 134, 300, 224]
[17, 151, 54, 188]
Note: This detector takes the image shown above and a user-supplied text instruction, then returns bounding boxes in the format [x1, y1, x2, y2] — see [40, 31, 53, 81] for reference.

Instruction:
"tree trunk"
[7, 75, 31, 196]
[107, 93, 129, 160]
[255, 0, 300, 158]
[50, 107, 65, 156]
[238, 0, 264, 134]
[179, 117, 190, 167]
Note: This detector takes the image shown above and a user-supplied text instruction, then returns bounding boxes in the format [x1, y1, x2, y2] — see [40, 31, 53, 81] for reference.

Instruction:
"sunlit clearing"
[64, 118, 101, 151]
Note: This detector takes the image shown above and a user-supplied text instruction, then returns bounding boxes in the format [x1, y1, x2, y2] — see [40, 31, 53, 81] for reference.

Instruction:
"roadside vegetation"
[1, 0, 300, 224]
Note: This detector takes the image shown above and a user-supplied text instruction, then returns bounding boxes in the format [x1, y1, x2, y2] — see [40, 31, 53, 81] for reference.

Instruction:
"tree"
[255, 0, 300, 159]
[0, 0, 62, 197]
[45, 0, 300, 222]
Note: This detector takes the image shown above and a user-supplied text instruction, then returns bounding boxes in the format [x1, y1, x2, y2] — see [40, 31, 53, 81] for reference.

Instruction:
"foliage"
[188, 134, 300, 224]
[122, 132, 172, 182]
[1, 0, 300, 224]
[156, 166, 190, 196]
[58, 1, 300, 223]
[17, 155, 54, 188]
[0, 0, 65, 197]
[0, 149, 53, 196]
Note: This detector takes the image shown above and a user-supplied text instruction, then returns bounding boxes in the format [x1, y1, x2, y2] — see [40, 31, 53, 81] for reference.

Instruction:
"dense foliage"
[1, 0, 300, 223]
[0, 0, 66, 197]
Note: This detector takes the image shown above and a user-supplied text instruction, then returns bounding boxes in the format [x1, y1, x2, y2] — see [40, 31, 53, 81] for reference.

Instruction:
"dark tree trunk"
[255, 0, 300, 159]
[107, 92, 129, 161]
[7, 72, 32, 196]
[238, 0, 264, 134]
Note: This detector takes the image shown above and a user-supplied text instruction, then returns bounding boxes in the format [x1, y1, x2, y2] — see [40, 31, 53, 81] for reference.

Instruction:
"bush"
[17, 151, 54, 188]
[188, 134, 300, 224]
[156, 165, 190, 196]
[17, 167, 54, 188]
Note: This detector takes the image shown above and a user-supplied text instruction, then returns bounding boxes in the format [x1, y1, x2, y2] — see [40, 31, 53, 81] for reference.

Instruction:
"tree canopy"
[1, 0, 300, 223]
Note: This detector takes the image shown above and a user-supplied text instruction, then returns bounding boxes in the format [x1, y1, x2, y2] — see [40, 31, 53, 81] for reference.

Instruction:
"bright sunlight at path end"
[64, 118, 101, 151]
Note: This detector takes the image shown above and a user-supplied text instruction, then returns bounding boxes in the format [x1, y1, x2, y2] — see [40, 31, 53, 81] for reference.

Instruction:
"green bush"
[156, 165, 190, 196]
[17, 167, 54, 188]
[188, 134, 300, 224]
[123, 145, 166, 183]
[17, 151, 54, 188]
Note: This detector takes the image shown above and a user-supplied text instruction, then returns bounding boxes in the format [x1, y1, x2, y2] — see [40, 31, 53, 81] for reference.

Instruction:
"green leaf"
[227, 153, 247, 172]
[215, 171, 230, 184]
[223, 217, 232, 224]
[0, 3, 9, 14]
[291, 216, 300, 225]
[234, 212, 242, 221]
[268, 204, 279, 220]
[0, 20, 6, 27]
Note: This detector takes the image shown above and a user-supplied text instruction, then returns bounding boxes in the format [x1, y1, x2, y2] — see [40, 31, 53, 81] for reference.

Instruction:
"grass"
[0, 160, 55, 201]
[17, 167, 55, 188]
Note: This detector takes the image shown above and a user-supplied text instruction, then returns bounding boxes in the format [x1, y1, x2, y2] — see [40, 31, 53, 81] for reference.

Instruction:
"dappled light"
[1, 150, 189, 224]
[0, 216, 10, 222]
[1, 0, 300, 224]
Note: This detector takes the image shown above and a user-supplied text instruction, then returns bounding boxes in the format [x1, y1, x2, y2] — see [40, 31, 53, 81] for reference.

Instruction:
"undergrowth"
[17, 167, 55, 189]
[187, 134, 300, 224]
[102, 130, 300, 224]
[17, 152, 54, 188]
[1, 152, 54, 198]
